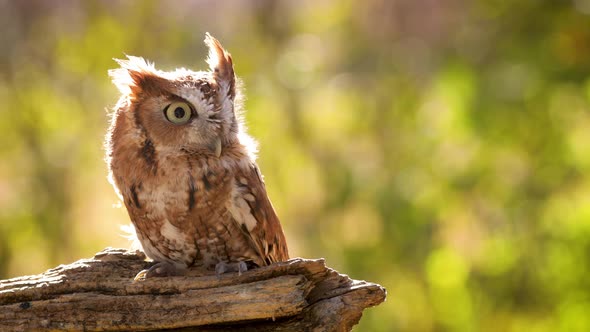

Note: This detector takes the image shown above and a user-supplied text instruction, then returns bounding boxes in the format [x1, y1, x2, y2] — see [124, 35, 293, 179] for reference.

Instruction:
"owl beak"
[209, 137, 222, 157]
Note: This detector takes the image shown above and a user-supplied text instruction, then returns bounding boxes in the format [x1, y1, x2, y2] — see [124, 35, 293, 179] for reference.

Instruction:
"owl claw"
[215, 261, 248, 278]
[134, 261, 179, 281]
[134, 269, 148, 281]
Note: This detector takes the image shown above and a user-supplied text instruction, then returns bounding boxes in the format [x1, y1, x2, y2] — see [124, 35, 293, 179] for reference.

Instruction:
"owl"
[105, 33, 289, 279]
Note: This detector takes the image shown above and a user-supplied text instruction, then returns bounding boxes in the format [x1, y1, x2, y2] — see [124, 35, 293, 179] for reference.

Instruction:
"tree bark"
[0, 248, 386, 331]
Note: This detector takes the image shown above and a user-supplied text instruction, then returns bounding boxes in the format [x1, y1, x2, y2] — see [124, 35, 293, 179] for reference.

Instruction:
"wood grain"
[0, 248, 386, 331]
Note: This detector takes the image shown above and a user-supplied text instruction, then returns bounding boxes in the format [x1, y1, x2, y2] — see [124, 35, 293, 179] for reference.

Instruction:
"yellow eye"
[164, 102, 192, 125]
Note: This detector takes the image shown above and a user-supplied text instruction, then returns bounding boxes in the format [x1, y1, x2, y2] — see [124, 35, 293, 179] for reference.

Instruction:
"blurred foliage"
[1, 0, 590, 331]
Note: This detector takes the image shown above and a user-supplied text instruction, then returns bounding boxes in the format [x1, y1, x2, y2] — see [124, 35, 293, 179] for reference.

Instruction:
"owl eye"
[164, 102, 193, 125]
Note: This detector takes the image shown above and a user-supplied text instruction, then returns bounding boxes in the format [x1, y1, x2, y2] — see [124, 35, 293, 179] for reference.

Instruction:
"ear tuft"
[109, 56, 158, 96]
[205, 33, 235, 97]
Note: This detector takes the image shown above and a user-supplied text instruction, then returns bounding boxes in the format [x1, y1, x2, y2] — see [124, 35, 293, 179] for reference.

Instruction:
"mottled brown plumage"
[105, 33, 288, 278]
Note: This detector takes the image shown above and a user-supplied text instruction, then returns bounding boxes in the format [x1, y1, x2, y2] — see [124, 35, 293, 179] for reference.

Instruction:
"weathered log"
[0, 248, 386, 331]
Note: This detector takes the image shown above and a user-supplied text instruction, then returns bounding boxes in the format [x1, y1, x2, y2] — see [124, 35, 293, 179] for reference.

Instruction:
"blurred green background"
[1, 1, 590, 331]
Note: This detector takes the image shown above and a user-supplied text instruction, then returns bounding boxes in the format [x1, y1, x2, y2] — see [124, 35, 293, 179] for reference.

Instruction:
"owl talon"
[215, 261, 248, 278]
[134, 261, 179, 281]
[134, 269, 148, 281]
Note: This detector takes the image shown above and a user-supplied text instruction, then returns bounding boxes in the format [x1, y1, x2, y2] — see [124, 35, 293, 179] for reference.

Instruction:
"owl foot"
[215, 261, 248, 278]
[134, 261, 180, 281]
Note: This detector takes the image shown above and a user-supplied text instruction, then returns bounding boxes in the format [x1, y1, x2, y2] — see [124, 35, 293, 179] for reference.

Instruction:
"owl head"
[107, 33, 254, 163]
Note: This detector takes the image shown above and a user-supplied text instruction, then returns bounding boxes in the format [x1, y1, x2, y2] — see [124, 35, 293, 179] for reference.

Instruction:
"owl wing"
[230, 163, 289, 265]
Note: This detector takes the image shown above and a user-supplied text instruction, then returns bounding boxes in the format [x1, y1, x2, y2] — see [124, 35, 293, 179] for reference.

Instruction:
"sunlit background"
[1, 1, 590, 331]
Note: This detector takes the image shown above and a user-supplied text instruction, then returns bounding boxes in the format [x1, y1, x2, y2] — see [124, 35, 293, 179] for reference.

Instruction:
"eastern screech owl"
[105, 33, 289, 279]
